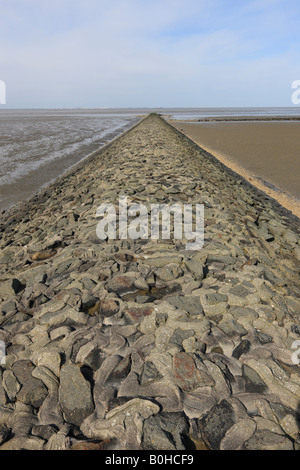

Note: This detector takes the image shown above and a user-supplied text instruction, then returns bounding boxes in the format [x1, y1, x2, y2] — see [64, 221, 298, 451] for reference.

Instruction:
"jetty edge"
[0, 113, 299, 450]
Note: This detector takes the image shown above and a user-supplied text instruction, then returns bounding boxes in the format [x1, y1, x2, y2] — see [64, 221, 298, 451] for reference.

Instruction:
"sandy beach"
[169, 120, 300, 219]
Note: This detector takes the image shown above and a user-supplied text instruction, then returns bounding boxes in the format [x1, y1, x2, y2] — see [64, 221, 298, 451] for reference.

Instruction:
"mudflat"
[170, 120, 300, 218]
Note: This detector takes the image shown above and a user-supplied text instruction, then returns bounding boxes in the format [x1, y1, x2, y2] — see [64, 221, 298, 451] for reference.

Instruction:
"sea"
[0, 107, 300, 211]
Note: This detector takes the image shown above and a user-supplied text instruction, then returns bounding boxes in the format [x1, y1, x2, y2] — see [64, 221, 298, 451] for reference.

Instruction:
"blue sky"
[1, 0, 300, 108]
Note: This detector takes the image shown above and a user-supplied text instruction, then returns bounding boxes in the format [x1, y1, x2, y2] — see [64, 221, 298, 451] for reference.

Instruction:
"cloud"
[1, 0, 300, 107]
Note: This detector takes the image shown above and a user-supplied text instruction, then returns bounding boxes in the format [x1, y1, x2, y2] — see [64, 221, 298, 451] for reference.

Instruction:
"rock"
[142, 412, 189, 450]
[0, 113, 300, 450]
[30, 250, 56, 261]
[220, 418, 257, 450]
[126, 305, 154, 323]
[2, 370, 21, 401]
[230, 306, 259, 321]
[106, 355, 131, 384]
[167, 295, 203, 316]
[198, 400, 236, 450]
[242, 365, 268, 393]
[81, 398, 160, 449]
[0, 370, 7, 405]
[279, 414, 299, 441]
[1, 300, 17, 315]
[140, 361, 163, 385]
[45, 428, 71, 450]
[244, 429, 294, 450]
[106, 276, 136, 296]
[33, 351, 61, 378]
[184, 260, 204, 280]
[294, 246, 300, 261]
[168, 329, 195, 348]
[59, 364, 94, 427]
[80, 294, 99, 312]
[0, 436, 45, 450]
[232, 339, 251, 359]
[0, 278, 25, 297]
[156, 265, 182, 281]
[99, 299, 119, 317]
[256, 331, 273, 344]
[0, 425, 10, 446]
[218, 319, 248, 337]
[173, 352, 201, 391]
[141, 256, 182, 268]
[229, 285, 251, 298]
[16, 377, 48, 408]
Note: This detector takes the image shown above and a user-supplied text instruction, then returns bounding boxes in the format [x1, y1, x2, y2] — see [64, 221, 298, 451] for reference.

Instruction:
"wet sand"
[169, 120, 300, 219]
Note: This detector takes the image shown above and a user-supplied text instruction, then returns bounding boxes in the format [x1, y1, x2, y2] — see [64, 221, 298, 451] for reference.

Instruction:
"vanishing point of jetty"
[0, 114, 299, 450]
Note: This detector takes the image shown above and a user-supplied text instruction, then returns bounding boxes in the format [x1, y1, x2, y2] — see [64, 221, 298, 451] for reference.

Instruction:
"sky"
[1, 0, 300, 108]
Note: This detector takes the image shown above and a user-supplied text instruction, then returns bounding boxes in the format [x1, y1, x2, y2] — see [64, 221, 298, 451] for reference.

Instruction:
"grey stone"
[0, 370, 7, 405]
[59, 364, 94, 427]
[242, 365, 268, 393]
[0, 425, 10, 446]
[244, 429, 294, 450]
[141, 256, 183, 268]
[1, 300, 16, 314]
[0, 278, 25, 297]
[184, 260, 204, 279]
[17, 377, 48, 408]
[220, 418, 257, 450]
[256, 331, 273, 344]
[106, 276, 136, 295]
[198, 399, 236, 450]
[205, 293, 228, 304]
[140, 361, 163, 385]
[2, 370, 21, 401]
[230, 307, 259, 321]
[218, 319, 248, 337]
[80, 294, 99, 312]
[142, 412, 189, 450]
[232, 340, 251, 359]
[168, 329, 195, 348]
[167, 295, 203, 316]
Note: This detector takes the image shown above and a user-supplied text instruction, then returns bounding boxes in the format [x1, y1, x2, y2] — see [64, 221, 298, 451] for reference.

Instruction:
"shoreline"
[0, 114, 299, 451]
[169, 120, 300, 220]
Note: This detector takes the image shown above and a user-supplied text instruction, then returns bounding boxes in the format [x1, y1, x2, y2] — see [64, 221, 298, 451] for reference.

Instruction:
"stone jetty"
[0, 113, 299, 450]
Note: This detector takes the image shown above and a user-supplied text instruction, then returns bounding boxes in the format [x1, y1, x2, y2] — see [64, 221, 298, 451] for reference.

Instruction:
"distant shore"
[169, 119, 300, 219]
